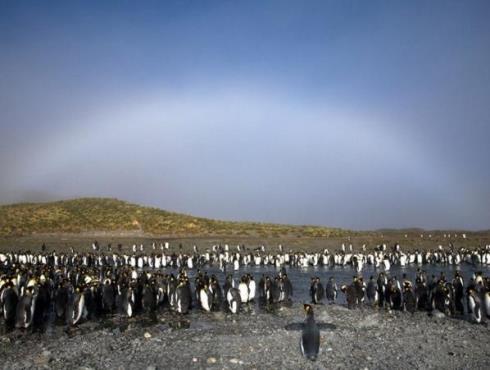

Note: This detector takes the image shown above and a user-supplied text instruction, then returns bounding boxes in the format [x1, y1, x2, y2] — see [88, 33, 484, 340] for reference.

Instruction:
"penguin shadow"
[284, 322, 336, 331]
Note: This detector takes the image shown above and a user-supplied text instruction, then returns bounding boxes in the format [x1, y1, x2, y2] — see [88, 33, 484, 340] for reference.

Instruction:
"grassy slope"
[0, 198, 347, 238]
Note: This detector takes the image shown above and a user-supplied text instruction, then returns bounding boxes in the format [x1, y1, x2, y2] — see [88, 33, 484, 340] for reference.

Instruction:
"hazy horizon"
[1, 1, 489, 230]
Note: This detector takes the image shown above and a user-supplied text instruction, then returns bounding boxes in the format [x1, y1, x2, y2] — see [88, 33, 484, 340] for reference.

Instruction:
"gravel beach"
[1, 303, 489, 370]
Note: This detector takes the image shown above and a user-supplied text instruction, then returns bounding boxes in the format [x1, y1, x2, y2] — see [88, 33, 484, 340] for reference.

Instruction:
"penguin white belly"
[248, 281, 256, 301]
[177, 298, 183, 313]
[312, 255, 318, 266]
[300, 338, 305, 357]
[400, 255, 407, 266]
[468, 296, 476, 313]
[167, 291, 174, 309]
[356, 261, 363, 272]
[73, 294, 85, 325]
[383, 260, 391, 271]
[416, 254, 422, 264]
[238, 283, 249, 303]
[187, 258, 193, 269]
[226, 291, 237, 313]
[344, 254, 352, 265]
[234, 260, 239, 271]
[200, 290, 211, 312]
[127, 301, 133, 317]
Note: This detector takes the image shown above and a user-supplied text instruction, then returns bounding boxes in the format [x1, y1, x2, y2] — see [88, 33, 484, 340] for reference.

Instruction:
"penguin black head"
[303, 304, 314, 316]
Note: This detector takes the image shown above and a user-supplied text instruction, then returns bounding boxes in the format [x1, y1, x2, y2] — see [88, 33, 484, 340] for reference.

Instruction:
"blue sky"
[1, 1, 489, 229]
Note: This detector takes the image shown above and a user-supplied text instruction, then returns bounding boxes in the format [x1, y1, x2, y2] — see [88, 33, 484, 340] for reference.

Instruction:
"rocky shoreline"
[1, 303, 489, 370]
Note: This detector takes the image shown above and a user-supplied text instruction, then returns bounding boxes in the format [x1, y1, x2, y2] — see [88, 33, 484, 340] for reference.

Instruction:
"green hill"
[0, 198, 348, 238]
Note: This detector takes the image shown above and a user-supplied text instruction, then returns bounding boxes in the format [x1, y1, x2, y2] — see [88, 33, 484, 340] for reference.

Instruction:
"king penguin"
[199, 284, 212, 312]
[101, 278, 115, 314]
[467, 288, 482, 323]
[227, 287, 241, 314]
[310, 277, 324, 304]
[116, 283, 135, 317]
[325, 277, 338, 304]
[55, 280, 69, 320]
[402, 282, 416, 313]
[15, 285, 35, 329]
[238, 276, 250, 303]
[2, 281, 18, 329]
[366, 276, 378, 307]
[175, 277, 191, 314]
[301, 304, 320, 361]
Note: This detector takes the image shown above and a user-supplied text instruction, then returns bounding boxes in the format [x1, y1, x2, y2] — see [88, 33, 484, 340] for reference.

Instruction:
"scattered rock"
[432, 311, 446, 319]
[0, 302, 488, 369]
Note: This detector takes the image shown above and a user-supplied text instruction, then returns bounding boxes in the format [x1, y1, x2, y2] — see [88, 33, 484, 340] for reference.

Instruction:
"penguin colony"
[0, 247, 295, 330]
[1, 242, 489, 362]
[310, 270, 490, 323]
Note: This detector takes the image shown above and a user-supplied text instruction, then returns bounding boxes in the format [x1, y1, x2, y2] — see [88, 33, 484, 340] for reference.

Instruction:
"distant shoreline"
[1, 232, 489, 254]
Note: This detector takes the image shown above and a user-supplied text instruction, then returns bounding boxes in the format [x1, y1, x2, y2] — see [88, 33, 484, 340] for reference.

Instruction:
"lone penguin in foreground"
[301, 304, 320, 361]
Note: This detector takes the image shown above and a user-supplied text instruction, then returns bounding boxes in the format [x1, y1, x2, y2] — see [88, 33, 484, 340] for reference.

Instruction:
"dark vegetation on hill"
[0, 198, 348, 238]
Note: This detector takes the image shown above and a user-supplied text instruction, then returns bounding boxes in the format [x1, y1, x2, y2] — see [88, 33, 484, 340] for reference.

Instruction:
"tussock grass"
[0, 198, 348, 238]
